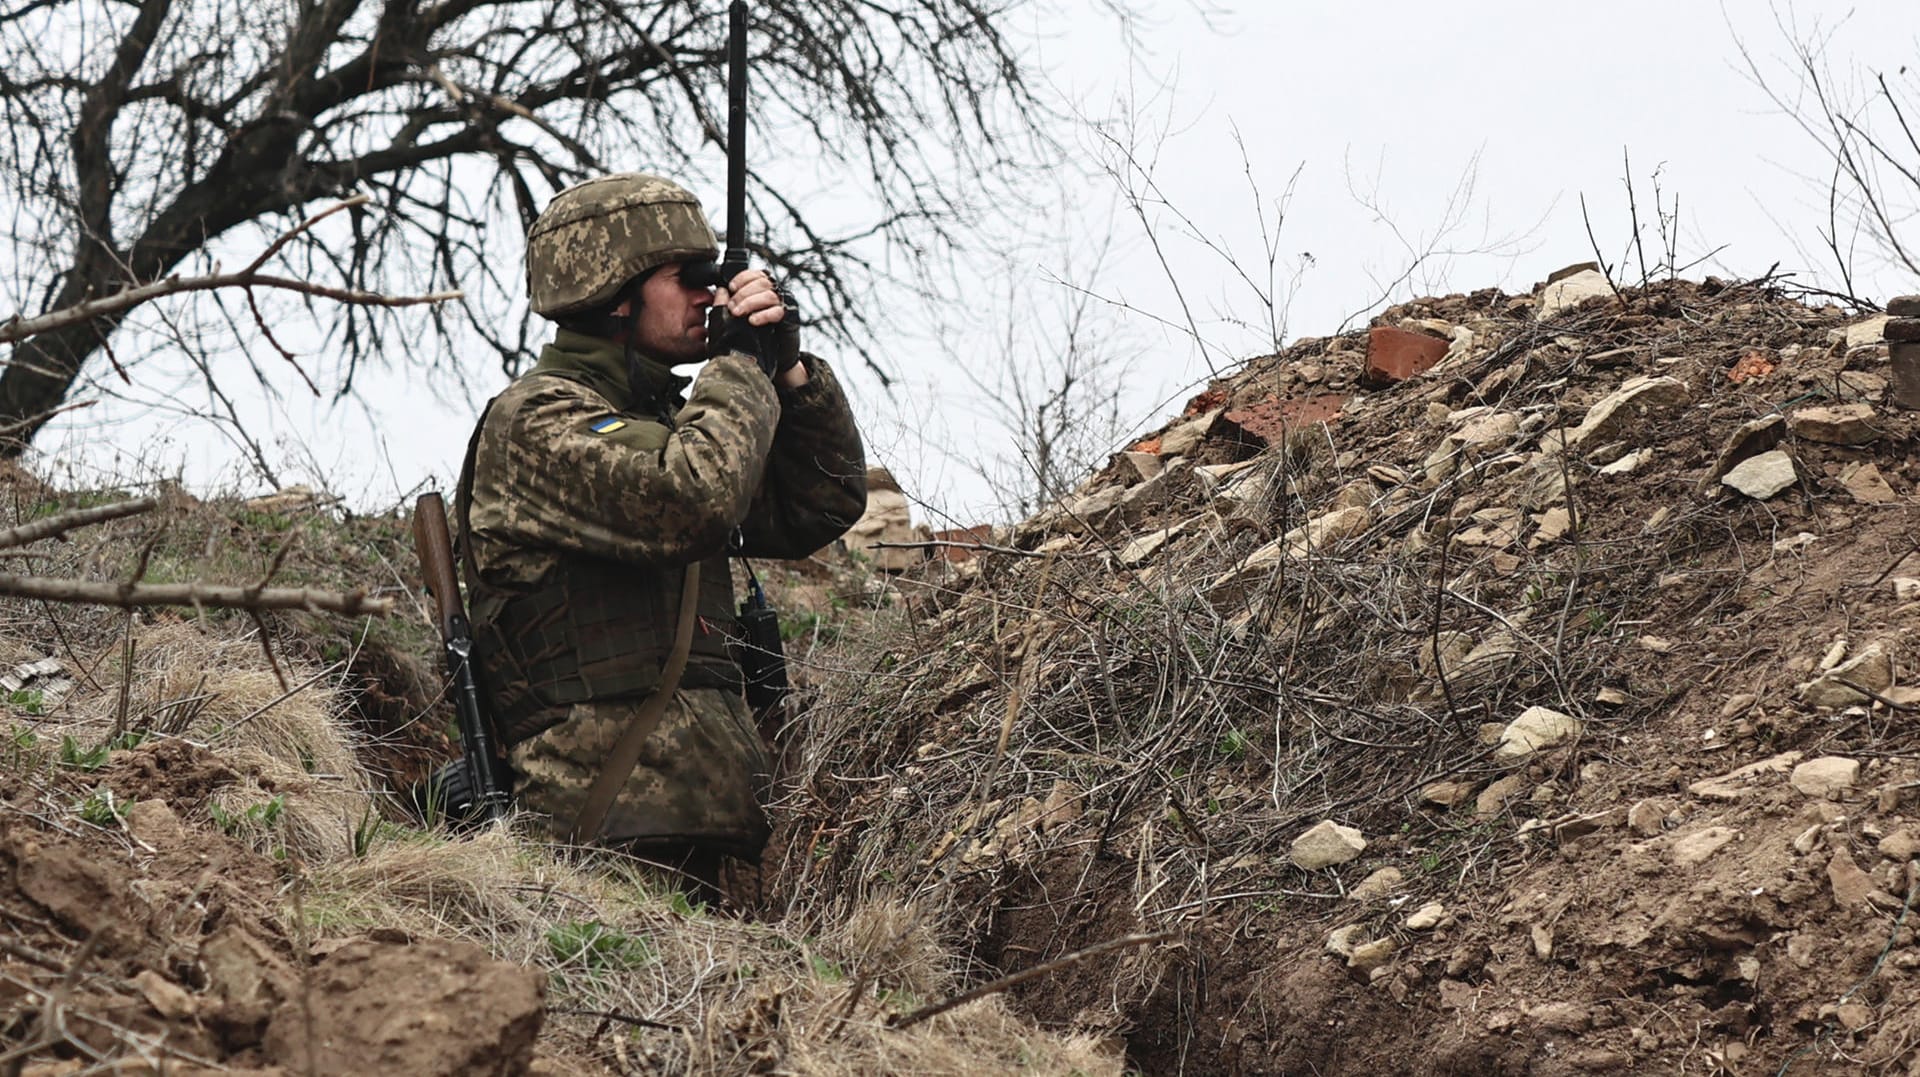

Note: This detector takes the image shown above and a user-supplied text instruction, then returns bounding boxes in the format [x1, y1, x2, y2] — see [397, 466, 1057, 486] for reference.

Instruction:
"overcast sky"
[37, 0, 1920, 525]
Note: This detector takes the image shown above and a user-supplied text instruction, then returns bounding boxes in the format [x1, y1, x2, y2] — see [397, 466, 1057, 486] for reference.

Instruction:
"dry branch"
[0, 574, 392, 616]
[0, 497, 157, 549]
[889, 930, 1174, 1029]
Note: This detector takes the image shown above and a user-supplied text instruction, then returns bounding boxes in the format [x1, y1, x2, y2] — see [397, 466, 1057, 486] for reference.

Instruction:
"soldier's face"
[629, 262, 714, 361]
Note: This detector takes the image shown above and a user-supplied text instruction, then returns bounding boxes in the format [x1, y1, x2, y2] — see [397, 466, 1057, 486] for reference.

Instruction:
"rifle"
[411, 492, 511, 823]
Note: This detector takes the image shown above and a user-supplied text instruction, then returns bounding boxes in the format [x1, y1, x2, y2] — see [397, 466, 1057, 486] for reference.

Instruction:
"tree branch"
[0, 574, 394, 615]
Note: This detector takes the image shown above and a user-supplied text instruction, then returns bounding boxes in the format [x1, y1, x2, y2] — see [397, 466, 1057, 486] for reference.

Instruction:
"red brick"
[1364, 326, 1449, 385]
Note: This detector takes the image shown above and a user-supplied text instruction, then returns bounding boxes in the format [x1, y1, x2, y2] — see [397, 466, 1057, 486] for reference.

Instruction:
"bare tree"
[0, 0, 1070, 452]
[1735, 5, 1920, 296]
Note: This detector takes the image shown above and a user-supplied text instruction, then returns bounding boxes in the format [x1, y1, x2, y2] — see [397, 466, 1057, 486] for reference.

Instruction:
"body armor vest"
[456, 371, 743, 746]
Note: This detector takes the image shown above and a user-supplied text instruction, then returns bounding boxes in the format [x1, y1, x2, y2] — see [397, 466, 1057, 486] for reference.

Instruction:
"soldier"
[455, 173, 867, 896]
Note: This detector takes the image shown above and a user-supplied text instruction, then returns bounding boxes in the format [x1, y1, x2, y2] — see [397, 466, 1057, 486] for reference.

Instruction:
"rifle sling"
[568, 562, 702, 846]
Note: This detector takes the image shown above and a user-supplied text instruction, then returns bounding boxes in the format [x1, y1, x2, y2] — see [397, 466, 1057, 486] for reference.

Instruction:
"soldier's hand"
[714, 270, 803, 381]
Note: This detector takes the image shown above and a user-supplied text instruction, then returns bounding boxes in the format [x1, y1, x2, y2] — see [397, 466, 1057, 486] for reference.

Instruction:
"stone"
[1536, 269, 1614, 319]
[1834, 370, 1890, 402]
[1347, 937, 1397, 972]
[1366, 326, 1449, 384]
[1476, 774, 1529, 817]
[1721, 449, 1797, 499]
[1878, 828, 1920, 861]
[1493, 706, 1583, 764]
[125, 800, 187, 848]
[1290, 820, 1367, 869]
[1326, 924, 1364, 957]
[1528, 1002, 1591, 1033]
[1789, 403, 1882, 445]
[1286, 505, 1372, 555]
[1688, 751, 1804, 800]
[1119, 524, 1184, 566]
[1529, 507, 1572, 548]
[1829, 849, 1875, 908]
[1896, 578, 1920, 602]
[1838, 314, 1891, 349]
[1560, 376, 1690, 452]
[1117, 452, 1163, 483]
[842, 467, 929, 572]
[1790, 756, 1861, 798]
[135, 970, 197, 1020]
[1894, 341, 1920, 410]
[1721, 693, 1758, 718]
[1599, 448, 1652, 476]
[1887, 317, 1920, 342]
[1701, 415, 1785, 489]
[1405, 902, 1447, 931]
[1627, 799, 1672, 837]
[1841, 462, 1899, 504]
[1159, 409, 1222, 457]
[1420, 781, 1476, 808]
[1672, 826, 1739, 868]
[1454, 411, 1519, 447]
[1890, 296, 1920, 317]
[1349, 867, 1404, 901]
[1793, 824, 1825, 855]
[1802, 643, 1893, 707]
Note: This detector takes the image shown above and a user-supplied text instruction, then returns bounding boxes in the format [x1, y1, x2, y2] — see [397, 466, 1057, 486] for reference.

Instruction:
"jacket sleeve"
[471, 354, 781, 568]
[736, 355, 869, 560]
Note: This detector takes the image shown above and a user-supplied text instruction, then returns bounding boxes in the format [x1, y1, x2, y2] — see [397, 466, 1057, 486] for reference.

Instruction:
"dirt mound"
[0, 737, 544, 1075]
[778, 273, 1920, 1074]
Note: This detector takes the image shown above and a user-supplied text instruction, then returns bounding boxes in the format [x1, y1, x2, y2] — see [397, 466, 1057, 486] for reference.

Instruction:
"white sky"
[35, 0, 1920, 526]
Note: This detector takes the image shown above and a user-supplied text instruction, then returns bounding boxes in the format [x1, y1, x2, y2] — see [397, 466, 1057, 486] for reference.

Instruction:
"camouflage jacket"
[459, 330, 868, 740]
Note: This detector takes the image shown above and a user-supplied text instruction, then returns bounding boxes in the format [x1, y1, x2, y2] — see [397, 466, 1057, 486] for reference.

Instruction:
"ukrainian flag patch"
[588, 416, 627, 434]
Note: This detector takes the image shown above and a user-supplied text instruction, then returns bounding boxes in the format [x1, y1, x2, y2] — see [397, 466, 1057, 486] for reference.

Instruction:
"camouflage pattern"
[461, 329, 867, 852]
[526, 174, 720, 318]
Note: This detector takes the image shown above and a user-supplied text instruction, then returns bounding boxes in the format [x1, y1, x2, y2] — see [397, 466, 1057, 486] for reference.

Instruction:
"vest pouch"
[731, 603, 789, 713]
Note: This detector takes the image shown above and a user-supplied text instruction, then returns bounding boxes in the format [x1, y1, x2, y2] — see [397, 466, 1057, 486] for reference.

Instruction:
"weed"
[809, 954, 846, 982]
[545, 920, 657, 971]
[7, 689, 44, 715]
[209, 793, 285, 836]
[76, 787, 128, 828]
[1216, 726, 1250, 760]
[57, 735, 110, 771]
[666, 890, 707, 918]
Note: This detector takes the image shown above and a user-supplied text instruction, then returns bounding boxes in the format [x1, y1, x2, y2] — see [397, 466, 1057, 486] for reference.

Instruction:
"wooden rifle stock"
[411, 493, 510, 820]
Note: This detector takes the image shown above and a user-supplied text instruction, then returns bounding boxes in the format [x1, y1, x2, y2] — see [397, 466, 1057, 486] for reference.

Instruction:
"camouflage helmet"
[525, 173, 719, 318]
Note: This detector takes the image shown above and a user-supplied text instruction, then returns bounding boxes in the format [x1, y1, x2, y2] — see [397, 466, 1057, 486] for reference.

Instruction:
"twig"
[0, 498, 157, 550]
[889, 930, 1174, 1029]
[548, 1007, 681, 1033]
[0, 574, 393, 615]
[221, 662, 343, 733]
[870, 539, 1053, 559]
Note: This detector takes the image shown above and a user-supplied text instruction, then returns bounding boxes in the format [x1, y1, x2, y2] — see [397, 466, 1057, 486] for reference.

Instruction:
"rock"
[1405, 902, 1447, 930]
[1326, 924, 1364, 957]
[1559, 376, 1690, 452]
[1529, 507, 1572, 548]
[1895, 341, 1920, 410]
[1476, 774, 1529, 817]
[1537, 269, 1614, 319]
[1347, 937, 1397, 972]
[1159, 409, 1222, 457]
[1894, 578, 1920, 602]
[842, 468, 928, 572]
[1835, 314, 1891, 349]
[1700, 415, 1785, 489]
[1689, 751, 1804, 800]
[1672, 826, 1739, 868]
[1286, 505, 1372, 554]
[1117, 452, 1163, 484]
[1789, 403, 1882, 445]
[1878, 828, 1919, 861]
[1530, 924, 1554, 960]
[125, 800, 187, 848]
[1454, 411, 1519, 447]
[262, 937, 545, 1077]
[1891, 295, 1920, 317]
[1841, 462, 1899, 504]
[1720, 693, 1758, 718]
[1834, 369, 1889, 402]
[1528, 1002, 1592, 1033]
[1598, 448, 1653, 475]
[1492, 706, 1583, 764]
[1627, 799, 1672, 837]
[1790, 756, 1861, 798]
[1801, 643, 1893, 707]
[1828, 849, 1875, 908]
[1721, 449, 1797, 499]
[1290, 820, 1368, 869]
[1793, 824, 1825, 855]
[1350, 868, 1404, 902]
[1366, 326, 1449, 384]
[1119, 524, 1184, 565]
[135, 970, 197, 1020]
[1420, 781, 1476, 808]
